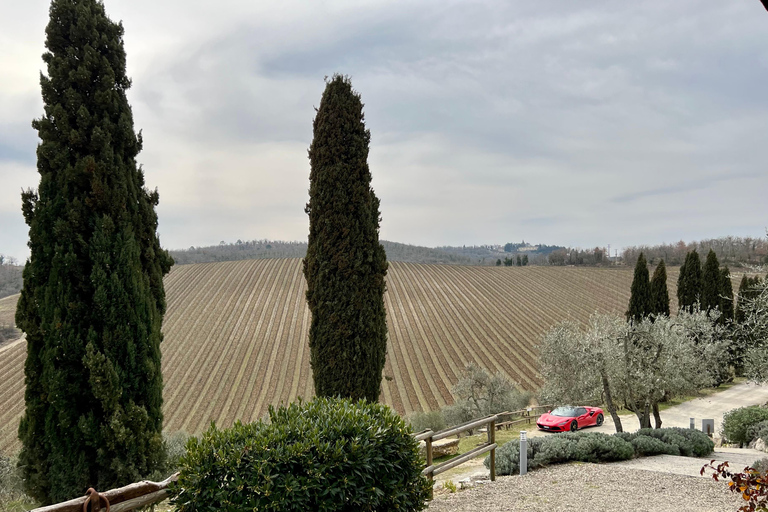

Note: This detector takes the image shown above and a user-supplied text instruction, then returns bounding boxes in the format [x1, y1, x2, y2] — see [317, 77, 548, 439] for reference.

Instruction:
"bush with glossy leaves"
[171, 397, 431, 512]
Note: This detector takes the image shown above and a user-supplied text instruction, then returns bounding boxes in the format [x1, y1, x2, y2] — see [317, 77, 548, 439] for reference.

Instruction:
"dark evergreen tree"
[516, 255, 522, 266]
[522, 254, 528, 266]
[303, 75, 388, 403]
[701, 250, 722, 315]
[677, 250, 702, 313]
[718, 267, 734, 324]
[496, 258, 502, 266]
[736, 275, 762, 323]
[16, 0, 172, 503]
[626, 253, 652, 323]
[649, 259, 670, 317]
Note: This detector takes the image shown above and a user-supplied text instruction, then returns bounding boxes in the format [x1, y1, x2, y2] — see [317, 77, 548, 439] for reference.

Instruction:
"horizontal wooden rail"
[417, 414, 498, 484]
[433, 415, 498, 441]
[423, 442, 497, 478]
[31, 473, 178, 512]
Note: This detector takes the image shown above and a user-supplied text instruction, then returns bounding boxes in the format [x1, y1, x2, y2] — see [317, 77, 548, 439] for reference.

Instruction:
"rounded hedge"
[488, 427, 714, 476]
[722, 406, 768, 447]
[171, 397, 431, 511]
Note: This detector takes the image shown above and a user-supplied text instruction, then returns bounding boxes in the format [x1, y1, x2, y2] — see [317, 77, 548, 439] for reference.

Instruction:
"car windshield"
[550, 407, 579, 417]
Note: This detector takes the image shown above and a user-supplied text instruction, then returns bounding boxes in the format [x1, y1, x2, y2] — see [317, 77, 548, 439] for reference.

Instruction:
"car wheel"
[570, 420, 578, 432]
[596, 413, 604, 427]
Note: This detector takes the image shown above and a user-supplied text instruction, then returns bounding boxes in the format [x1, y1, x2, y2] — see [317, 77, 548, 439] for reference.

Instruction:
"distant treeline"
[0, 255, 23, 299]
[170, 240, 480, 266]
[622, 237, 768, 268]
[170, 239, 605, 267]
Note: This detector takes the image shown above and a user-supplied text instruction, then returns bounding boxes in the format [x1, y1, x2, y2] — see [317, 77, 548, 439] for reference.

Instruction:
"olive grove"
[539, 311, 728, 432]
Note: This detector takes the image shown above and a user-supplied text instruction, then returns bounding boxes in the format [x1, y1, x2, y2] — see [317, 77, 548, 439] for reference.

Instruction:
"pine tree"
[718, 267, 734, 324]
[650, 259, 670, 317]
[701, 250, 722, 315]
[522, 254, 528, 266]
[677, 250, 702, 313]
[16, 0, 172, 503]
[303, 75, 388, 403]
[626, 253, 652, 322]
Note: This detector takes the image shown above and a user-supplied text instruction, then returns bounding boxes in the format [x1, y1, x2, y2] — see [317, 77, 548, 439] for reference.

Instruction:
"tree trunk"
[652, 402, 662, 429]
[601, 370, 622, 432]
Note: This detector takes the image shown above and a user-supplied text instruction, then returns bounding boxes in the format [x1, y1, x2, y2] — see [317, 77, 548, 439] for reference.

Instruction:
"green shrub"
[408, 410, 446, 434]
[164, 431, 189, 474]
[631, 435, 679, 456]
[488, 432, 633, 475]
[1, 454, 34, 511]
[487, 428, 713, 476]
[569, 433, 634, 463]
[171, 397, 431, 512]
[746, 420, 768, 445]
[752, 458, 768, 474]
[722, 406, 768, 447]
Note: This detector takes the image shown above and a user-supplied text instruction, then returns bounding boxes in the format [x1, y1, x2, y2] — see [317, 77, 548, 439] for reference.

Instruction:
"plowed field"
[0, 260, 695, 455]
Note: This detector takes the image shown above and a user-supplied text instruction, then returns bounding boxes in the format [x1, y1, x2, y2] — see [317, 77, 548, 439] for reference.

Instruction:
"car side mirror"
[589, 411, 594, 416]
[548, 410, 551, 413]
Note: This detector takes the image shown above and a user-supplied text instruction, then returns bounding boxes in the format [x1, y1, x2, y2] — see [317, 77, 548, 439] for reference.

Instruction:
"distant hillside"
[169, 239, 569, 266]
[170, 239, 483, 265]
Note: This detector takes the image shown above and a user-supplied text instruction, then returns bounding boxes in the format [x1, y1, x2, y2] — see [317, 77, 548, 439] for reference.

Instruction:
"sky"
[1, 0, 768, 262]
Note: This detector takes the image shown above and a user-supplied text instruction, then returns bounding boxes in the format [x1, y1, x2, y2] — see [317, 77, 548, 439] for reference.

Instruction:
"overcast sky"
[2, 0, 767, 262]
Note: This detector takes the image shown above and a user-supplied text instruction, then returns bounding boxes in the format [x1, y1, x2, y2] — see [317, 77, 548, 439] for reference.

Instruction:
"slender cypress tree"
[649, 259, 670, 317]
[16, 0, 172, 503]
[718, 267, 734, 324]
[626, 253, 652, 322]
[677, 250, 702, 313]
[701, 250, 722, 314]
[303, 75, 388, 403]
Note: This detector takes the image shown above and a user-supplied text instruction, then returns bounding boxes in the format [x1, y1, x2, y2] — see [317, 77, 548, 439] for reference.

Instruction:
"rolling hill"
[0, 259, 698, 455]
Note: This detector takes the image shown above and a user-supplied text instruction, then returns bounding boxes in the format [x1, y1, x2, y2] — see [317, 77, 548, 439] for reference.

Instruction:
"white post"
[520, 430, 527, 476]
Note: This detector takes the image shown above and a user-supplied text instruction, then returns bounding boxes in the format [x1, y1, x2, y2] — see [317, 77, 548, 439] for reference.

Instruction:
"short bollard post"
[690, 417, 695, 430]
[702, 419, 714, 437]
[520, 430, 527, 476]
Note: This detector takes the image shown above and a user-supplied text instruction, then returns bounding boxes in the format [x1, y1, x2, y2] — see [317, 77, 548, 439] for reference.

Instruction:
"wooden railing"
[494, 405, 552, 430]
[30, 473, 178, 512]
[415, 414, 498, 483]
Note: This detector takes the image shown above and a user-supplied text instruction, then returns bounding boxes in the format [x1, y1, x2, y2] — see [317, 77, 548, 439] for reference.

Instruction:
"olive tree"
[540, 311, 723, 432]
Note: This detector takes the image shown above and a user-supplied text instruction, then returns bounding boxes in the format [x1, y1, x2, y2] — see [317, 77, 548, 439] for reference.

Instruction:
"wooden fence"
[415, 414, 498, 483]
[30, 474, 178, 512]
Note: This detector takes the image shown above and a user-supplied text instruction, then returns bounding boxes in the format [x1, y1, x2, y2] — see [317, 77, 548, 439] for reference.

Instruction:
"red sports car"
[536, 405, 604, 432]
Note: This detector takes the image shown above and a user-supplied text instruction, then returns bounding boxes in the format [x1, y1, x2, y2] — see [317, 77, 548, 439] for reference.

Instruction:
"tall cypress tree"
[701, 250, 722, 315]
[16, 0, 172, 503]
[649, 259, 670, 317]
[677, 250, 702, 313]
[303, 75, 388, 403]
[718, 267, 734, 324]
[626, 253, 652, 322]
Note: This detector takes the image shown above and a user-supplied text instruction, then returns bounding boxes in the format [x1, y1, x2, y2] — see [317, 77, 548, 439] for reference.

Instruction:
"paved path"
[435, 382, 768, 486]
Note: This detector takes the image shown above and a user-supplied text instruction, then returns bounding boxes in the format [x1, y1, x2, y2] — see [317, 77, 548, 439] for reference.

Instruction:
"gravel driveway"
[427, 463, 745, 512]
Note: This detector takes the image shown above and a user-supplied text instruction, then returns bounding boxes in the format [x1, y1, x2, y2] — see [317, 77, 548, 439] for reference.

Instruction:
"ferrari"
[536, 405, 604, 432]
